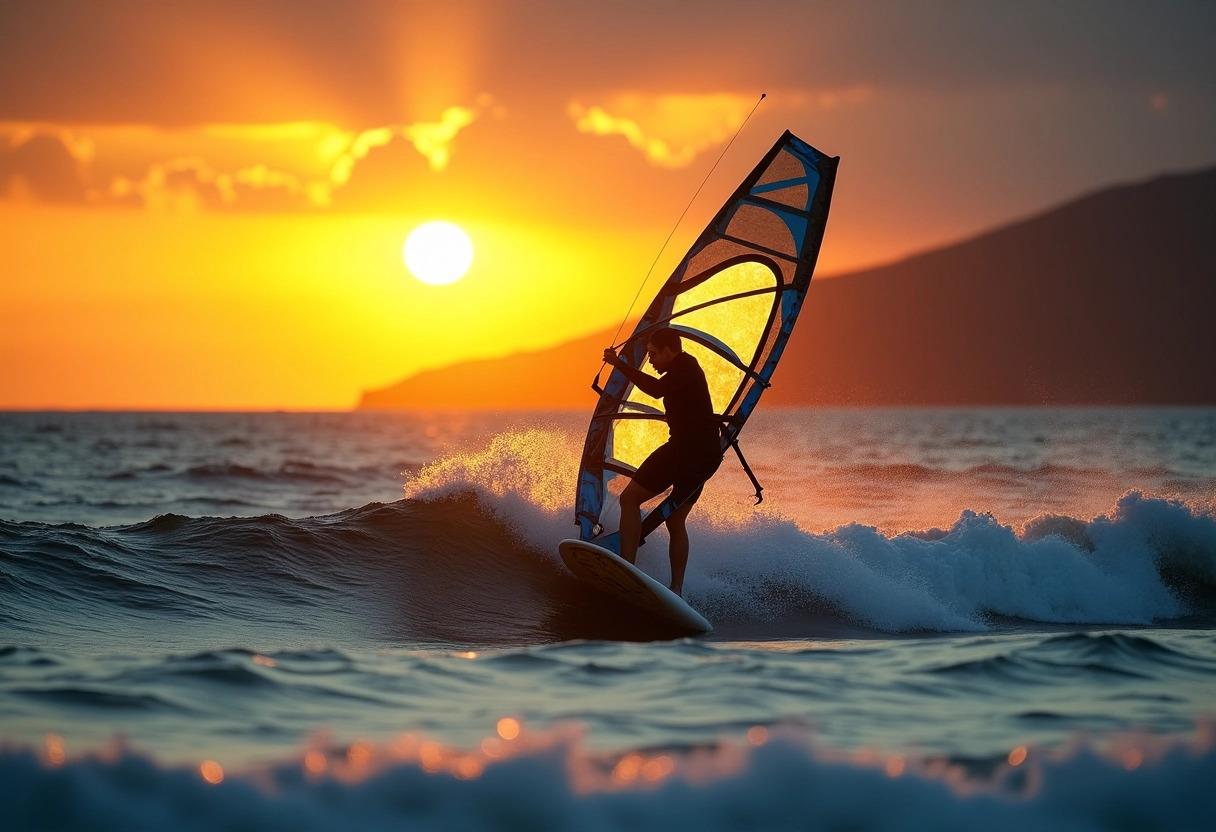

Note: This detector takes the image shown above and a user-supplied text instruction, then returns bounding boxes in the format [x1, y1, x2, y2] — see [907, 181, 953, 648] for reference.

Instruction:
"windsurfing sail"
[574, 131, 839, 549]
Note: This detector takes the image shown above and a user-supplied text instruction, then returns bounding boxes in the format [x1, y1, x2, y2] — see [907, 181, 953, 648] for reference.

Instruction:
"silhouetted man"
[602, 327, 722, 596]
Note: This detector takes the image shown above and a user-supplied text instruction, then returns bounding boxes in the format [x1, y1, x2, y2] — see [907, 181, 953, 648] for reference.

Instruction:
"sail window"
[672, 260, 776, 371]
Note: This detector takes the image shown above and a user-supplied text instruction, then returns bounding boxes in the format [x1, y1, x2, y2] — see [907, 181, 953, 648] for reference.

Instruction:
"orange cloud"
[109, 155, 318, 213]
[0, 102, 491, 212]
[567, 94, 756, 169]
[402, 105, 479, 171]
[331, 103, 486, 184]
[568, 89, 873, 168]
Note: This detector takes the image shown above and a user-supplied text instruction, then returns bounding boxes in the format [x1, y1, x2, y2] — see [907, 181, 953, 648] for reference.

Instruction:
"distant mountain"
[359, 165, 1216, 409]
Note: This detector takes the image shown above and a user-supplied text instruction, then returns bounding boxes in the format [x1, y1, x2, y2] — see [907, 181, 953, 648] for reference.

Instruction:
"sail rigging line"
[604, 92, 768, 354]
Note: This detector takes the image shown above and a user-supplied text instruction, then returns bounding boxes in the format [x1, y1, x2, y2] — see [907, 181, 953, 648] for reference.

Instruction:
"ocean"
[1, 409, 1214, 830]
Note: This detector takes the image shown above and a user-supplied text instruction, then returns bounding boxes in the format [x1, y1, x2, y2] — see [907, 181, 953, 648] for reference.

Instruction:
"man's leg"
[619, 479, 660, 564]
[664, 499, 697, 597]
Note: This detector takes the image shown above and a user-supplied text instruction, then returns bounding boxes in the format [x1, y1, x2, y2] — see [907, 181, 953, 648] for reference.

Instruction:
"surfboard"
[558, 539, 712, 633]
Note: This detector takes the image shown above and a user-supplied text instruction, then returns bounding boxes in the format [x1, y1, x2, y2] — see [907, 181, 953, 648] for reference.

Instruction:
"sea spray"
[394, 428, 1216, 631]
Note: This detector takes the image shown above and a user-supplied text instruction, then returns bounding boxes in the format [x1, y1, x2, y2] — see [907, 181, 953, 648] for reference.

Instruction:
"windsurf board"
[557, 539, 712, 633]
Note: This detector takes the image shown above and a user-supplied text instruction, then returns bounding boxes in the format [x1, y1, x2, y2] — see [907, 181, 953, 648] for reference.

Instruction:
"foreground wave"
[3, 726, 1213, 832]
[2, 488, 1216, 645]
[4, 633, 1214, 766]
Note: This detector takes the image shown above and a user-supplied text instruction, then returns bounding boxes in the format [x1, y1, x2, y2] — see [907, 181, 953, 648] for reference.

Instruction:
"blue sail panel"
[575, 131, 838, 543]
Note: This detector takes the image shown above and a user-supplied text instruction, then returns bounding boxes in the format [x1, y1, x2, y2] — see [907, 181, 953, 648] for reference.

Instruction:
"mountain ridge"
[360, 164, 1216, 409]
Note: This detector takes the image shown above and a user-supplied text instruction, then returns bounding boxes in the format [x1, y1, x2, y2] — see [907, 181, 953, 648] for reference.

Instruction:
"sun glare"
[404, 221, 474, 285]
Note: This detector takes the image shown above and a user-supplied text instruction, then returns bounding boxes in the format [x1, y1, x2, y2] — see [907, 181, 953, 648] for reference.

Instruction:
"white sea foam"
[690, 492, 1212, 631]
[403, 430, 1216, 632]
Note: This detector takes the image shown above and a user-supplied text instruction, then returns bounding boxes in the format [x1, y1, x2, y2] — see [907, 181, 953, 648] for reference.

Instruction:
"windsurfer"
[602, 327, 722, 597]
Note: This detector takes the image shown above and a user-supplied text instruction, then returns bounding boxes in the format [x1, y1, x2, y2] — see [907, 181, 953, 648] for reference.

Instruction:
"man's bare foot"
[669, 585, 682, 598]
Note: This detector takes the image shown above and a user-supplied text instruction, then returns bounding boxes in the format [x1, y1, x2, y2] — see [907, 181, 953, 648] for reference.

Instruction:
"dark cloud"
[2, 0, 1214, 234]
[0, 131, 87, 201]
[482, 0, 1216, 96]
[0, 0, 1213, 124]
[0, 0, 403, 125]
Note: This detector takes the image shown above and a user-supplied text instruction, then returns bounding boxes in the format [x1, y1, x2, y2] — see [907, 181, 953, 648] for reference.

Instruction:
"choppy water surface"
[2, 409, 1214, 829]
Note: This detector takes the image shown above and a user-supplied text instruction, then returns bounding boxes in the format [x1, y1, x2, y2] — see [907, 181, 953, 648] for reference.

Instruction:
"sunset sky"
[2, 0, 1214, 410]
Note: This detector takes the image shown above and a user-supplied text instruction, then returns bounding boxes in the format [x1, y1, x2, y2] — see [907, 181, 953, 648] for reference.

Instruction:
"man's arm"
[603, 348, 665, 398]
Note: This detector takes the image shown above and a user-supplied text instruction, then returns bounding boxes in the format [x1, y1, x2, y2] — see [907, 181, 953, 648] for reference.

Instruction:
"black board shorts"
[633, 440, 722, 506]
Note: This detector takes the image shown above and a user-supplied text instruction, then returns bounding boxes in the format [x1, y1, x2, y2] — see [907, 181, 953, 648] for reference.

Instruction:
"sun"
[403, 221, 474, 285]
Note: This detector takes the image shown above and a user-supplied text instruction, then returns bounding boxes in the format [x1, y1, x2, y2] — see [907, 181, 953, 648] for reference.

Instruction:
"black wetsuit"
[615, 351, 722, 504]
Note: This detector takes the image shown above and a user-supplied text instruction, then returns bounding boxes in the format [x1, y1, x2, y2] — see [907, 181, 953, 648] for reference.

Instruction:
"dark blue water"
[2, 410, 1214, 830]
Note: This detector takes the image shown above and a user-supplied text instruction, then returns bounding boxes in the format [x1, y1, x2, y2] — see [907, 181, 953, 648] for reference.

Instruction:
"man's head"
[646, 327, 682, 373]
